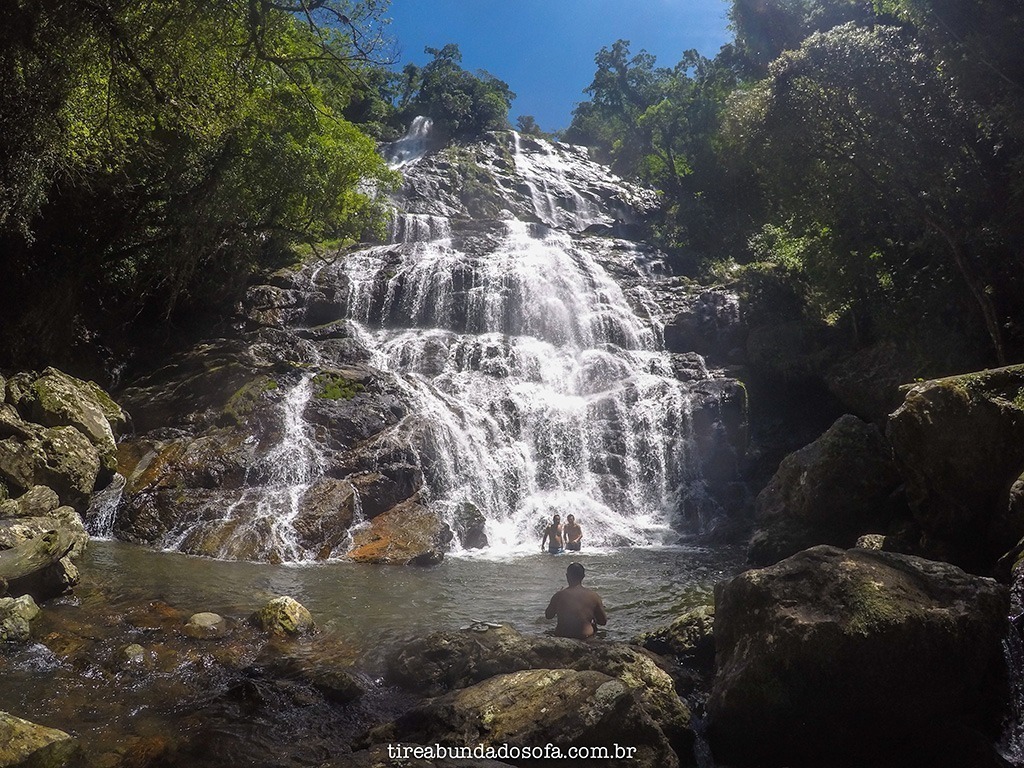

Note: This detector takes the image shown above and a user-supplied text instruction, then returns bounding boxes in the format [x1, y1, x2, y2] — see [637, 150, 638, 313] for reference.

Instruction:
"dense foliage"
[566, 0, 1024, 370]
[0, 0, 398, 371]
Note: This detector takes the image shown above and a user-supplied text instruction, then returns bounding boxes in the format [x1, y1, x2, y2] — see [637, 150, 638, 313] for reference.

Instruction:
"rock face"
[748, 414, 901, 565]
[364, 669, 678, 768]
[110, 127, 749, 563]
[708, 546, 1009, 766]
[0, 711, 77, 768]
[888, 365, 1024, 570]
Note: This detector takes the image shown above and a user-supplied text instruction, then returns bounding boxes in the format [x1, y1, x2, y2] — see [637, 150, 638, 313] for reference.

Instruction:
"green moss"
[844, 577, 909, 634]
[313, 373, 364, 400]
[222, 376, 278, 424]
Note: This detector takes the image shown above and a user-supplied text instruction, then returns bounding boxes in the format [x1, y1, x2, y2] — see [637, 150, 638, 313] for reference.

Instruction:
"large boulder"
[634, 605, 715, 672]
[0, 426, 102, 508]
[362, 668, 679, 768]
[251, 596, 315, 636]
[347, 499, 451, 565]
[0, 711, 77, 767]
[0, 593, 40, 642]
[386, 624, 692, 756]
[708, 546, 1009, 766]
[748, 415, 901, 565]
[887, 365, 1024, 570]
[27, 367, 123, 470]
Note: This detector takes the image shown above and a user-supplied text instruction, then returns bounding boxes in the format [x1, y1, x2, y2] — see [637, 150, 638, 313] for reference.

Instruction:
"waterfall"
[86, 472, 126, 538]
[335, 137, 700, 555]
[386, 116, 436, 168]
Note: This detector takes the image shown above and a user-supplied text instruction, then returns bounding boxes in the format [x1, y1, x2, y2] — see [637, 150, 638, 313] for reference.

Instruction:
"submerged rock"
[0, 711, 77, 767]
[708, 545, 1009, 766]
[748, 414, 901, 565]
[362, 668, 678, 768]
[251, 596, 314, 636]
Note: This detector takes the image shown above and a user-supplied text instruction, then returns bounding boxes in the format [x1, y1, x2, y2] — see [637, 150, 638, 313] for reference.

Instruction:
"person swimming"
[545, 562, 607, 639]
[541, 515, 564, 554]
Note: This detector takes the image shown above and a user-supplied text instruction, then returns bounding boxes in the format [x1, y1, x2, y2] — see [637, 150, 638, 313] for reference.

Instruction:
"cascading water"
[336, 131, 701, 555]
[386, 115, 436, 168]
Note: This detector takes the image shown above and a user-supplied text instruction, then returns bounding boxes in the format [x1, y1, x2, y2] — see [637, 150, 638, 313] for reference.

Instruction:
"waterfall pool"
[0, 540, 744, 766]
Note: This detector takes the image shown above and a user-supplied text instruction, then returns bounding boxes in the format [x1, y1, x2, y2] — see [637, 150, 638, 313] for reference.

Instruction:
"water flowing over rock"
[113, 125, 744, 561]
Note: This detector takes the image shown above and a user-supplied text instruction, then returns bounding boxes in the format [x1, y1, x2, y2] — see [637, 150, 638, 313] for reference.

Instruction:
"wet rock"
[185, 612, 229, 640]
[0, 528, 78, 601]
[888, 365, 1024, 570]
[0, 711, 77, 767]
[634, 605, 715, 671]
[708, 545, 1009, 766]
[0, 593, 40, 642]
[348, 499, 450, 565]
[663, 288, 744, 363]
[452, 501, 488, 549]
[251, 596, 314, 636]
[363, 668, 678, 768]
[748, 415, 901, 565]
[347, 465, 422, 520]
[290, 478, 356, 559]
[121, 643, 146, 664]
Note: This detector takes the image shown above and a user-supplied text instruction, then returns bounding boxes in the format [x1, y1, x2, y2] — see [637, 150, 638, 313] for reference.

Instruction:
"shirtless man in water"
[541, 515, 563, 554]
[545, 562, 607, 639]
[563, 514, 582, 551]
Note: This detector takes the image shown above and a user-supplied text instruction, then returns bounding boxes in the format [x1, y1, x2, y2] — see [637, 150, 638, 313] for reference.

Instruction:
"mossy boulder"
[708, 545, 1009, 766]
[0, 593, 40, 642]
[0, 426, 102, 508]
[0, 711, 77, 767]
[635, 605, 716, 671]
[251, 596, 314, 636]
[887, 364, 1024, 570]
[748, 415, 901, 565]
[362, 668, 679, 768]
[386, 624, 692, 756]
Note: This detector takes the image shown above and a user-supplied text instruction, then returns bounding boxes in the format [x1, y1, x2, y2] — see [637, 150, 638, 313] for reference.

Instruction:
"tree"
[723, 23, 1014, 362]
[0, 0, 398, 369]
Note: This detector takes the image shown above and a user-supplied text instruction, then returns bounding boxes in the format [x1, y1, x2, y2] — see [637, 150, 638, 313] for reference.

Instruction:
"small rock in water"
[0, 594, 40, 642]
[251, 596, 314, 636]
[121, 643, 145, 665]
[184, 611, 229, 639]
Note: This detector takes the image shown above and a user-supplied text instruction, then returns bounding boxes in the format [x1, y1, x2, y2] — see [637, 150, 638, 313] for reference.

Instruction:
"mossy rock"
[251, 596, 314, 636]
[0, 711, 78, 767]
[312, 372, 364, 401]
[221, 375, 279, 425]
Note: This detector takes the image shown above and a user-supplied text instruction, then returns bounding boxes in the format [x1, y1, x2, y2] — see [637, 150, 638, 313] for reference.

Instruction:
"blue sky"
[384, 0, 734, 131]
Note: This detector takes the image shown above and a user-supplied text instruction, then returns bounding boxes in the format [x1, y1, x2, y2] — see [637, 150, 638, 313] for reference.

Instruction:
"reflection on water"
[0, 540, 743, 767]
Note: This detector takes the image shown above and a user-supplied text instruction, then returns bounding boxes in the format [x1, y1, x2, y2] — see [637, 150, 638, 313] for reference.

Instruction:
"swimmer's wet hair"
[567, 562, 585, 582]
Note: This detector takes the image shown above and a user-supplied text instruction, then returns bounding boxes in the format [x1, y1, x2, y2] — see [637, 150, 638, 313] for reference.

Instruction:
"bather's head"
[566, 562, 585, 586]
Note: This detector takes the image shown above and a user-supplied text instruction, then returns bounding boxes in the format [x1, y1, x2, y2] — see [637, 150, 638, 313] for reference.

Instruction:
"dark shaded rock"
[362, 669, 678, 768]
[708, 546, 1009, 766]
[348, 499, 450, 565]
[634, 605, 715, 671]
[291, 478, 356, 558]
[452, 501, 488, 549]
[4, 485, 60, 518]
[825, 342, 919, 423]
[663, 288, 744, 363]
[748, 415, 901, 565]
[746, 320, 841, 383]
[888, 365, 1024, 570]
